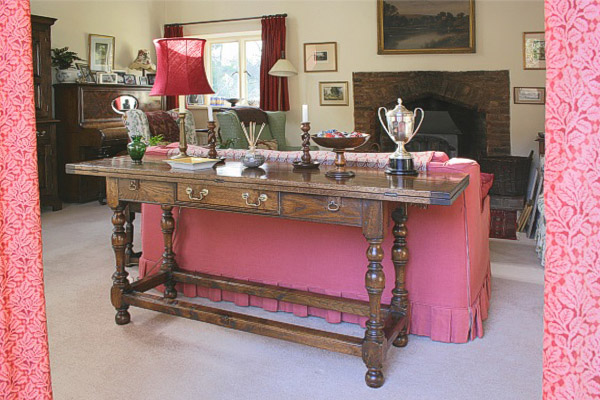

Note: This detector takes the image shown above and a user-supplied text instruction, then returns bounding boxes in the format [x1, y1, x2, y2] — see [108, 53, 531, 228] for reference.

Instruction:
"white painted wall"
[30, 0, 164, 74]
[167, 0, 545, 156]
[31, 0, 545, 156]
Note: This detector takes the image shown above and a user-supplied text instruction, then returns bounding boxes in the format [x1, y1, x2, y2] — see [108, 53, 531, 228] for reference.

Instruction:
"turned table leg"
[391, 204, 410, 347]
[362, 201, 386, 388]
[161, 205, 178, 299]
[111, 203, 131, 325]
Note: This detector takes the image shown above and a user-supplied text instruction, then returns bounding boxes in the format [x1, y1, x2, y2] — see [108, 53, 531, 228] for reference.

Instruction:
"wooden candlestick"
[207, 120, 217, 159]
[292, 122, 320, 170]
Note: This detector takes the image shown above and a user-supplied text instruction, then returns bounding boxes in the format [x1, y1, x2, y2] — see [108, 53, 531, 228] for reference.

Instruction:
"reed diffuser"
[240, 121, 266, 168]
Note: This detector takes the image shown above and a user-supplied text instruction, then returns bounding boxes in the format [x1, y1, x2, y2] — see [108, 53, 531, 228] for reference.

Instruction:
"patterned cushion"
[123, 110, 151, 142]
[146, 111, 180, 142]
[167, 109, 198, 145]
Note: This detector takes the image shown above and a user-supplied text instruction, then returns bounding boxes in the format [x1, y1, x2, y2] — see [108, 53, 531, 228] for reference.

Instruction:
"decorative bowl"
[311, 133, 370, 179]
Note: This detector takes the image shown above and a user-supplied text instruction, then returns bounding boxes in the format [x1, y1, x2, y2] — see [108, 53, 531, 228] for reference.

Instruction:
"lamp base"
[385, 158, 418, 176]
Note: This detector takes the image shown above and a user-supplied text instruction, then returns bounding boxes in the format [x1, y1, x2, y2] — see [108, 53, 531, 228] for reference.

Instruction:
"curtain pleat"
[0, 1, 53, 398]
[260, 16, 289, 111]
[163, 25, 184, 110]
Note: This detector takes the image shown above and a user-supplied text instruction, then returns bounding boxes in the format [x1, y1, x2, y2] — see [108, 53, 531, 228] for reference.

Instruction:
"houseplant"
[51, 47, 83, 83]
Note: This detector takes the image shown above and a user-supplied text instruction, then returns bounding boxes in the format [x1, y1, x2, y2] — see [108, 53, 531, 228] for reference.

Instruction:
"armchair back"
[216, 110, 291, 150]
[123, 109, 197, 144]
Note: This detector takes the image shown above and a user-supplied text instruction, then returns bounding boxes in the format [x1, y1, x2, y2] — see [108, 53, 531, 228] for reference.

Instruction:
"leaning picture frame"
[97, 73, 118, 85]
[75, 62, 95, 83]
[523, 32, 545, 70]
[377, 0, 476, 54]
[186, 94, 205, 108]
[304, 42, 338, 72]
[88, 34, 115, 72]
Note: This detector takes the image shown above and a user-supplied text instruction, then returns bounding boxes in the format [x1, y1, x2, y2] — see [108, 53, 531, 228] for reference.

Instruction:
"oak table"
[66, 156, 468, 388]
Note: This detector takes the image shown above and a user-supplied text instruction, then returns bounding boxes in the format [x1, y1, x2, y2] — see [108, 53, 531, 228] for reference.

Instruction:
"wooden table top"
[66, 156, 469, 205]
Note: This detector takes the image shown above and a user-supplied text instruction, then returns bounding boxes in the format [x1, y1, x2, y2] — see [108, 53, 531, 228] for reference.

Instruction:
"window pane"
[211, 42, 240, 99]
[245, 40, 262, 106]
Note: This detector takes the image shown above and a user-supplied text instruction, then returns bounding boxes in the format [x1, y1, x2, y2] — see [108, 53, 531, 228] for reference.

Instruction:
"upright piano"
[54, 83, 163, 203]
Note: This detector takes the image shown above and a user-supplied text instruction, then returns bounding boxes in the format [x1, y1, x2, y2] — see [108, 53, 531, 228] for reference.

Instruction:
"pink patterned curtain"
[544, 1, 600, 399]
[0, 1, 53, 399]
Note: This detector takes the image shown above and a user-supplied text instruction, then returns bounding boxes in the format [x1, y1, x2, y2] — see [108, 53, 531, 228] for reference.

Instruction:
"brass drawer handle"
[186, 187, 208, 201]
[129, 180, 139, 191]
[242, 193, 268, 207]
[327, 200, 340, 212]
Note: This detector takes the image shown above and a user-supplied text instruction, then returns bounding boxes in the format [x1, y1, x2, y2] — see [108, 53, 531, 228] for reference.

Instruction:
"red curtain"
[543, 1, 600, 399]
[260, 16, 289, 111]
[163, 25, 184, 110]
[0, 1, 53, 398]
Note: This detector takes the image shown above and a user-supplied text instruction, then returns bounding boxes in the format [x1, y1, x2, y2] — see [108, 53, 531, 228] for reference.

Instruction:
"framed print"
[186, 94, 205, 108]
[319, 81, 349, 106]
[88, 34, 115, 72]
[75, 63, 95, 83]
[304, 42, 338, 72]
[123, 74, 137, 85]
[514, 87, 545, 104]
[147, 73, 156, 85]
[523, 32, 545, 70]
[139, 76, 148, 85]
[97, 73, 118, 85]
[377, 0, 475, 54]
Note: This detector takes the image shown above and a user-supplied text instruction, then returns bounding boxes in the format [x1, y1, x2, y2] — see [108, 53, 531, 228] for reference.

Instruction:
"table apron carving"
[68, 157, 468, 389]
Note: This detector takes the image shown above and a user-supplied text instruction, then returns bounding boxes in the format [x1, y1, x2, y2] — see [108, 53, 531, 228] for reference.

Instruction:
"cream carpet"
[41, 202, 544, 400]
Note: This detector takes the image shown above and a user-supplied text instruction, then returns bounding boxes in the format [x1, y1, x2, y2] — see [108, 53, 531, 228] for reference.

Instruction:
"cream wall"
[166, 0, 545, 156]
[31, 0, 545, 156]
[30, 0, 164, 74]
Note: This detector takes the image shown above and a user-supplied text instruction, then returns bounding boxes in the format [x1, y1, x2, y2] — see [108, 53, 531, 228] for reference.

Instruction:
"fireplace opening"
[353, 71, 510, 157]
[402, 97, 487, 160]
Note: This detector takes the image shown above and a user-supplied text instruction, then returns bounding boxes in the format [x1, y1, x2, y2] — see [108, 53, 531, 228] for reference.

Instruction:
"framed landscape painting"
[377, 0, 475, 54]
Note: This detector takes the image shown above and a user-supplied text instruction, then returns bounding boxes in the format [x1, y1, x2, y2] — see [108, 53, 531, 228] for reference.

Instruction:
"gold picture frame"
[304, 42, 338, 73]
[377, 0, 476, 54]
[523, 32, 546, 70]
[319, 81, 349, 106]
[88, 34, 115, 72]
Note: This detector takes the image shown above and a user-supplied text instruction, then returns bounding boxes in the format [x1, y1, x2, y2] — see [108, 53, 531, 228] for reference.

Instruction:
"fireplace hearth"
[353, 71, 510, 159]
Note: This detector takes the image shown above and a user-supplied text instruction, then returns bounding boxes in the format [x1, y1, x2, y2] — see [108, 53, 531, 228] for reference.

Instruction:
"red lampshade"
[150, 38, 214, 96]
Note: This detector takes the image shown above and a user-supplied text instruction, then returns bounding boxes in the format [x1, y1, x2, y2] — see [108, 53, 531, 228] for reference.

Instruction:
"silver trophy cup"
[378, 99, 424, 175]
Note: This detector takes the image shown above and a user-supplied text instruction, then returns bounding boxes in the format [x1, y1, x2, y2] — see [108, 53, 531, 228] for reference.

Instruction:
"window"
[193, 33, 262, 107]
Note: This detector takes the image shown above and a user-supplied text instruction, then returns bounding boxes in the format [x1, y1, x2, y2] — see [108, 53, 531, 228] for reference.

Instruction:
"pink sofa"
[139, 145, 492, 343]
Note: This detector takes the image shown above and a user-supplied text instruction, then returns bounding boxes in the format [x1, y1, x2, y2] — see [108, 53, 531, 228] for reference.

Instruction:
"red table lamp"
[151, 38, 214, 158]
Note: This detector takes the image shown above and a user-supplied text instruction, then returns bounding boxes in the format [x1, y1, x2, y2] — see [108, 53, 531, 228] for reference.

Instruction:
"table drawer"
[280, 193, 362, 226]
[177, 183, 279, 213]
[118, 179, 175, 203]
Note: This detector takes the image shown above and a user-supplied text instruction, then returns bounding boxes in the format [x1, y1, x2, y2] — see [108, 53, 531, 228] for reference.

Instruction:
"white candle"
[302, 104, 309, 123]
[179, 95, 186, 114]
[208, 105, 214, 122]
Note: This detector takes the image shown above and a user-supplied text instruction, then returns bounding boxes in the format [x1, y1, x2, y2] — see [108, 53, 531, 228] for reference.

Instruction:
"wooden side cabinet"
[32, 15, 61, 211]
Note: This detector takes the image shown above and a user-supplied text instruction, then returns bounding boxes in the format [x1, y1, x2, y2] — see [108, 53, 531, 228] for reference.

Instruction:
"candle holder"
[170, 111, 189, 159]
[292, 122, 320, 170]
[207, 120, 217, 159]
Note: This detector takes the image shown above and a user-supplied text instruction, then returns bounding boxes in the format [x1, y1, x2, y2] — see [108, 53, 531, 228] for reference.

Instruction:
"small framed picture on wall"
[319, 81, 349, 106]
[304, 42, 338, 72]
[514, 87, 546, 104]
[523, 32, 546, 70]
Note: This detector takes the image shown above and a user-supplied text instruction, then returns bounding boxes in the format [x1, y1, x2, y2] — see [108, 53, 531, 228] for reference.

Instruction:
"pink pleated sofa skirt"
[139, 149, 491, 343]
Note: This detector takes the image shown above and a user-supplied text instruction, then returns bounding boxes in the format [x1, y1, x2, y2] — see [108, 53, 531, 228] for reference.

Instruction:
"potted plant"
[51, 47, 83, 83]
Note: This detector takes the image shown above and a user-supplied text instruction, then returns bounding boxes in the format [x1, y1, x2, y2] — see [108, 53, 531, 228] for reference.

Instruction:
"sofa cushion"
[480, 172, 494, 201]
[146, 111, 180, 142]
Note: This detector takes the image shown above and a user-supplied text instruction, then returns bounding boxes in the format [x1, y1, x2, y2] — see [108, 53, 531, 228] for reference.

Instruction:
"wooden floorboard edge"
[123, 292, 364, 357]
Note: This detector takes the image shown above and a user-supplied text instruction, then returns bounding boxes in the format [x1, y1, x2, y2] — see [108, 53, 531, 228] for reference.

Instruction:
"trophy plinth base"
[385, 158, 418, 176]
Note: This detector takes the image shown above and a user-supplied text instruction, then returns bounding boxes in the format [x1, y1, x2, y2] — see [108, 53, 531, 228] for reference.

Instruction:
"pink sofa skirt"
[139, 154, 491, 343]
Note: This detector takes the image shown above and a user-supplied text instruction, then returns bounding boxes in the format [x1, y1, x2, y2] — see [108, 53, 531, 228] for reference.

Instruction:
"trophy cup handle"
[411, 108, 425, 139]
[378, 107, 390, 136]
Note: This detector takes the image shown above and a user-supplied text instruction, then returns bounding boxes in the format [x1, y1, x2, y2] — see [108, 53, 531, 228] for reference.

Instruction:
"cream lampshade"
[128, 49, 156, 76]
[269, 58, 297, 77]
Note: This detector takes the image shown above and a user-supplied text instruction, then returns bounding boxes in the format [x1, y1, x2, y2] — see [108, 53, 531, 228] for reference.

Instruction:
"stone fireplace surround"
[353, 71, 510, 157]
